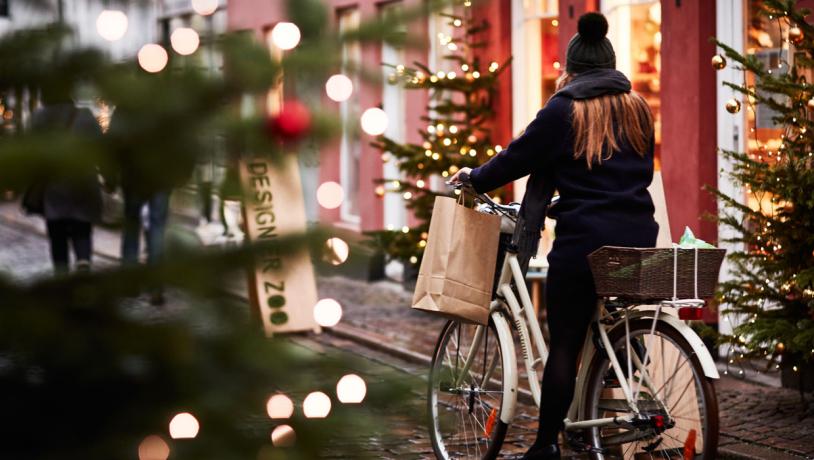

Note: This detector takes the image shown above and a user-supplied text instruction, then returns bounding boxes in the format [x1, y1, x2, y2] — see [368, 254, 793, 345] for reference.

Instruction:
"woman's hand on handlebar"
[448, 167, 472, 185]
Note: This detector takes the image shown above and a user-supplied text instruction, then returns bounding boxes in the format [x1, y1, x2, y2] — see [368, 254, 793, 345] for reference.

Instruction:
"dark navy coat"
[470, 70, 658, 274]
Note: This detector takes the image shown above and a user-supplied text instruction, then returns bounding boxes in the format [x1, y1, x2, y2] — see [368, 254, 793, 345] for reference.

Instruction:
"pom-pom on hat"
[566, 12, 616, 74]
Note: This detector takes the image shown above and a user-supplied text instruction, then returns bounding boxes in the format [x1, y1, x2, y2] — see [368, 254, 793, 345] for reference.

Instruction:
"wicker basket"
[588, 247, 726, 301]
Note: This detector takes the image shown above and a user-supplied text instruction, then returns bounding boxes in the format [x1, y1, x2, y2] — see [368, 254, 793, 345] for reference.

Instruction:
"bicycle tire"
[581, 318, 719, 459]
[428, 317, 513, 460]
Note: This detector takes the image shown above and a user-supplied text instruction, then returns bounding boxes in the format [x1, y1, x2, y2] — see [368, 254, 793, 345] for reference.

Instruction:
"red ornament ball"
[266, 100, 311, 142]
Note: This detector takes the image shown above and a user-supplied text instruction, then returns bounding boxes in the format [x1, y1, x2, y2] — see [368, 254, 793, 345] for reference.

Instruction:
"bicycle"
[427, 179, 721, 459]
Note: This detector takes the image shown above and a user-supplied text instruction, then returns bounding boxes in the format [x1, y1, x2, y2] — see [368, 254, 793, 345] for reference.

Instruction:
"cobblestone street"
[1, 207, 813, 459]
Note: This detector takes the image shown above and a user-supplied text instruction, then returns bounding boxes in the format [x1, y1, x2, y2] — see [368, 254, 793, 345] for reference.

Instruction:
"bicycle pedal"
[565, 433, 606, 455]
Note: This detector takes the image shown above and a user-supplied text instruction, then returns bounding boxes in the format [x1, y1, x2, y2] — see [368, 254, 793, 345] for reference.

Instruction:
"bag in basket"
[412, 196, 501, 325]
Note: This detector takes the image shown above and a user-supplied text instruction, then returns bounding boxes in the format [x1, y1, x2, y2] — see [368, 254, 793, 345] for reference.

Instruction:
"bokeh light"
[303, 391, 332, 418]
[360, 108, 389, 135]
[325, 74, 353, 102]
[138, 435, 170, 460]
[336, 374, 367, 403]
[313, 298, 342, 327]
[266, 393, 294, 419]
[168, 412, 199, 439]
[191, 0, 218, 15]
[271, 22, 301, 50]
[316, 181, 344, 209]
[138, 44, 169, 73]
[96, 10, 128, 42]
[170, 28, 200, 56]
[271, 425, 296, 447]
[324, 237, 350, 265]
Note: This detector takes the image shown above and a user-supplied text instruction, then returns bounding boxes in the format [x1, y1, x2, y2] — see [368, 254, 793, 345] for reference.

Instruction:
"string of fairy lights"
[92, 2, 382, 458]
[370, 1, 510, 265]
[712, 3, 814, 378]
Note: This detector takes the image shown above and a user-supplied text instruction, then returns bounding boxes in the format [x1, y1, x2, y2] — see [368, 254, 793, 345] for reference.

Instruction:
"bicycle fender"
[624, 308, 720, 380]
[491, 310, 519, 424]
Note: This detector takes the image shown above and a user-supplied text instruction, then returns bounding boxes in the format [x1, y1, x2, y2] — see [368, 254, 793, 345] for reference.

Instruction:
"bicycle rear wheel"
[581, 318, 719, 459]
[428, 317, 514, 459]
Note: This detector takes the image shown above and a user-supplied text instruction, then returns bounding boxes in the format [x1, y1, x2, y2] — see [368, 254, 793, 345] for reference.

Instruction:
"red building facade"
[227, 0, 728, 243]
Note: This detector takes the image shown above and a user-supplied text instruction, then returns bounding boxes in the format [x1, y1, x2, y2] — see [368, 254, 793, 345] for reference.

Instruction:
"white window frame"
[380, 2, 407, 231]
[338, 8, 362, 226]
[510, 0, 558, 201]
[715, 0, 746, 339]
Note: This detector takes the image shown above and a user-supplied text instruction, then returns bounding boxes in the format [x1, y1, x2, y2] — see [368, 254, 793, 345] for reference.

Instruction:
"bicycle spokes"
[586, 320, 715, 459]
[429, 320, 508, 459]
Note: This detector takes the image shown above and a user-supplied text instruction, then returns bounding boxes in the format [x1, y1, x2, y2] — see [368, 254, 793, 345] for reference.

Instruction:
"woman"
[450, 13, 658, 460]
[29, 90, 103, 274]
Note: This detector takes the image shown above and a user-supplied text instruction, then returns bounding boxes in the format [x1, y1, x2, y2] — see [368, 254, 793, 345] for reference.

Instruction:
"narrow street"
[1, 214, 812, 459]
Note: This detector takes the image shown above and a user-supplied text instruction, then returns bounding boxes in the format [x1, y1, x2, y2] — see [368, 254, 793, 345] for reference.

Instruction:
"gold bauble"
[711, 54, 727, 70]
[776, 342, 786, 353]
[807, 97, 814, 109]
[789, 26, 804, 45]
[725, 98, 742, 114]
[374, 185, 385, 197]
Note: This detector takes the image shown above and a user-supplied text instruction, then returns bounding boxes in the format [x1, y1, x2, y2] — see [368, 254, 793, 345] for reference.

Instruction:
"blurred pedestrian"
[107, 109, 183, 306]
[24, 87, 103, 274]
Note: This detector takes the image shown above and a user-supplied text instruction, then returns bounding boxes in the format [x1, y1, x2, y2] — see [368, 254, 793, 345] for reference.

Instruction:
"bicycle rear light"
[678, 307, 704, 321]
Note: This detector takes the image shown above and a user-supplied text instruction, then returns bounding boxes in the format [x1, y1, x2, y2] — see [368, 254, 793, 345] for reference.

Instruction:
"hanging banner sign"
[239, 154, 320, 335]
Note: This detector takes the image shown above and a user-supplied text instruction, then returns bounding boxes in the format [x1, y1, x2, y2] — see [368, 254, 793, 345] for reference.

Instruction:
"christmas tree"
[713, 0, 814, 383]
[369, 2, 510, 267]
[0, 0, 422, 457]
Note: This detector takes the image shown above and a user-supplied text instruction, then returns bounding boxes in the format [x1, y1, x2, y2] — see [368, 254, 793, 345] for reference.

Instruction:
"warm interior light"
[191, 0, 218, 16]
[303, 392, 332, 418]
[336, 374, 367, 403]
[360, 108, 389, 135]
[168, 412, 199, 439]
[96, 10, 128, 42]
[324, 237, 350, 265]
[313, 298, 342, 327]
[325, 74, 354, 102]
[271, 424, 296, 447]
[266, 393, 294, 419]
[271, 22, 301, 50]
[316, 181, 344, 209]
[170, 28, 200, 56]
[138, 44, 169, 73]
[138, 435, 170, 460]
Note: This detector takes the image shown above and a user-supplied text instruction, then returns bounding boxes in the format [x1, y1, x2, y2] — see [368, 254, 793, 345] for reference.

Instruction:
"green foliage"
[368, 4, 510, 265]
[713, 0, 814, 364]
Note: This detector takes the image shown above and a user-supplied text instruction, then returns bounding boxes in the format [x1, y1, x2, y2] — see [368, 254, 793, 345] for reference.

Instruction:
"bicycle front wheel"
[582, 318, 719, 459]
[428, 316, 514, 460]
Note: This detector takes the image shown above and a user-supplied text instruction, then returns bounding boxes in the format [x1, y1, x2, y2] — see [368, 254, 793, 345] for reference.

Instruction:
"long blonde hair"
[555, 72, 654, 169]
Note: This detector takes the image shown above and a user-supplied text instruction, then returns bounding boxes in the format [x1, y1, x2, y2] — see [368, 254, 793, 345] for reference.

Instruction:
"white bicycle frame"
[466, 251, 720, 430]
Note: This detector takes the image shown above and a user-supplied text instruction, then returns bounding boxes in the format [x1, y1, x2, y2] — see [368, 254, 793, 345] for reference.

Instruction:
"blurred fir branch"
[0, 1, 435, 457]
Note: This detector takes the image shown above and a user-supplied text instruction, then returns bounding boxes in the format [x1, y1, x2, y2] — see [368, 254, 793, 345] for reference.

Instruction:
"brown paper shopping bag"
[412, 196, 501, 325]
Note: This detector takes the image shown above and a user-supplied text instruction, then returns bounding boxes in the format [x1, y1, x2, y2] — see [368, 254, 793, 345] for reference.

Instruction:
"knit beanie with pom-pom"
[566, 12, 616, 74]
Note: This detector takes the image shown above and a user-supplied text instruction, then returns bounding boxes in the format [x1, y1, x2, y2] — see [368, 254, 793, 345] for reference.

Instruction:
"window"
[743, 0, 787, 214]
[511, 0, 560, 135]
[380, 2, 407, 230]
[338, 8, 362, 223]
[0, 1, 9, 18]
[602, 0, 662, 166]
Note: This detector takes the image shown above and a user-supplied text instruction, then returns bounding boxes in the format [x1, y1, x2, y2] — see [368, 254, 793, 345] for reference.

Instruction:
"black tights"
[533, 266, 598, 446]
[46, 219, 92, 273]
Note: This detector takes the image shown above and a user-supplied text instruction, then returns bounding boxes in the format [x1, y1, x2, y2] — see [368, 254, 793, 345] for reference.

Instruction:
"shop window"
[512, 0, 560, 131]
[603, 0, 662, 166]
[338, 8, 362, 223]
[743, 0, 787, 214]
